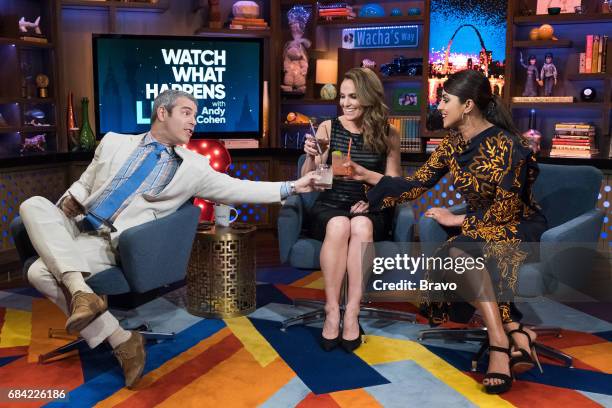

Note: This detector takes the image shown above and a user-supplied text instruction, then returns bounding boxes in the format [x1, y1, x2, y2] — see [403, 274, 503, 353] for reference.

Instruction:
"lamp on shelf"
[316, 59, 338, 100]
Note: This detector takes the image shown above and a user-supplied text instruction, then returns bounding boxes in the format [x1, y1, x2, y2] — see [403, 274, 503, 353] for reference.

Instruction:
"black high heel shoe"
[483, 343, 513, 395]
[508, 323, 543, 374]
[320, 311, 342, 352]
[340, 321, 365, 353]
[320, 333, 340, 351]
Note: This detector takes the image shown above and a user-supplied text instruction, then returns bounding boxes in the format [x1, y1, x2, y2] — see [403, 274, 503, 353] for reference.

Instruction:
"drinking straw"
[347, 136, 352, 159]
[308, 119, 323, 155]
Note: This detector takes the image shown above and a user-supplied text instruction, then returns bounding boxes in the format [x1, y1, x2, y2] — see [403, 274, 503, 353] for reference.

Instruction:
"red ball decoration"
[186, 139, 232, 222]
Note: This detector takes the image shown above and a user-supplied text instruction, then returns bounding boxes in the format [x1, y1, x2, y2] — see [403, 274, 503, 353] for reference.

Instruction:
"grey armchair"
[10, 203, 201, 363]
[278, 155, 417, 330]
[417, 164, 605, 369]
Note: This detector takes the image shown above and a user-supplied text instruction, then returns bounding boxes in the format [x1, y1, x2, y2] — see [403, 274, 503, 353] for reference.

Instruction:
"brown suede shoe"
[113, 331, 146, 389]
[65, 291, 107, 334]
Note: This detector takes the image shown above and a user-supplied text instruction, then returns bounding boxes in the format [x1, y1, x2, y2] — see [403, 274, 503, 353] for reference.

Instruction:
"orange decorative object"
[285, 111, 311, 124]
[529, 28, 539, 41]
[537, 24, 554, 40]
[184, 139, 232, 222]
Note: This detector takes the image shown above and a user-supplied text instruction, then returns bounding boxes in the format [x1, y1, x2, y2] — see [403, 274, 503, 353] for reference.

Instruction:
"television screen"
[93, 34, 263, 139]
[428, 0, 507, 106]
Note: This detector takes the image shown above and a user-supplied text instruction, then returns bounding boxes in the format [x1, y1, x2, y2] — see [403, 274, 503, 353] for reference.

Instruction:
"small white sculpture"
[232, 1, 259, 19]
[19, 16, 42, 35]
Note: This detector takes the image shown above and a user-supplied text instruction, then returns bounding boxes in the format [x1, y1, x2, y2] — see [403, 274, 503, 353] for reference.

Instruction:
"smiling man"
[18, 90, 320, 389]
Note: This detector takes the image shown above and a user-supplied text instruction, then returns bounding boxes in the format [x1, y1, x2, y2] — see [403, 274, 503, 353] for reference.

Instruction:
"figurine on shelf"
[540, 53, 558, 96]
[18, 16, 47, 43]
[24, 108, 50, 126]
[36, 74, 49, 98]
[519, 52, 540, 97]
[281, 6, 311, 94]
[18, 16, 41, 35]
[361, 58, 377, 70]
[20, 134, 46, 155]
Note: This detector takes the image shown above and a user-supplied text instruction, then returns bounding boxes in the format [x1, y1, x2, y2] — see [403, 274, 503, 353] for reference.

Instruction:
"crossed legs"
[19, 196, 127, 348]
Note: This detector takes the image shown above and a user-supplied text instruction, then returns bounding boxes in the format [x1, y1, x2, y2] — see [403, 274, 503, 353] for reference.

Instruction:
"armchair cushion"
[118, 204, 200, 293]
[533, 164, 602, 228]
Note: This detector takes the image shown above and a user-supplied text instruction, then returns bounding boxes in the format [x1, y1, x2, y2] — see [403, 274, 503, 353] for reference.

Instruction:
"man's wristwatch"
[289, 181, 296, 195]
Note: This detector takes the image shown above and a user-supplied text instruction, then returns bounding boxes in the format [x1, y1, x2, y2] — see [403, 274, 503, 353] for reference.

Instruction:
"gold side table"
[186, 222, 257, 318]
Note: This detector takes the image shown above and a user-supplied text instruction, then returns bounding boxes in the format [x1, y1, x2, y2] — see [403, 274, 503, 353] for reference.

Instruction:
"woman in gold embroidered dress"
[347, 69, 546, 394]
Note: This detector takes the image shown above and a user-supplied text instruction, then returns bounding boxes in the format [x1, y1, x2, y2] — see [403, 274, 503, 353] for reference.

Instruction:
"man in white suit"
[19, 90, 320, 388]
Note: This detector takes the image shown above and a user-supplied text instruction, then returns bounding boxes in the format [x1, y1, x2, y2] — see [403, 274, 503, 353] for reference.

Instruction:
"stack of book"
[579, 34, 608, 74]
[389, 116, 421, 153]
[318, 2, 355, 21]
[426, 138, 443, 153]
[229, 17, 269, 30]
[550, 123, 596, 158]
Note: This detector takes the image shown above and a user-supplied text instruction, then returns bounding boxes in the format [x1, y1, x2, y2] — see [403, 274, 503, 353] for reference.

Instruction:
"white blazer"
[61, 132, 282, 246]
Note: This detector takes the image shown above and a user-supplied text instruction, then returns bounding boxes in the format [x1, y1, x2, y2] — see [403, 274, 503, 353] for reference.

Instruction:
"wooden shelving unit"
[61, 0, 169, 13]
[514, 13, 612, 26]
[281, 98, 338, 105]
[513, 40, 573, 48]
[278, 0, 429, 149]
[510, 102, 609, 109]
[0, 37, 54, 48]
[566, 73, 611, 80]
[380, 75, 423, 83]
[507, 1, 611, 157]
[194, 28, 271, 38]
[0, 0, 61, 155]
[317, 16, 424, 28]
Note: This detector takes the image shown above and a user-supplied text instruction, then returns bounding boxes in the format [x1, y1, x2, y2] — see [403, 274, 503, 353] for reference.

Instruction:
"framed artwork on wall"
[392, 88, 421, 112]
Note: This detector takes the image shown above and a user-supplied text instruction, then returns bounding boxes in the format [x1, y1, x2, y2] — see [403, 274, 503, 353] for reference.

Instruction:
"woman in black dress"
[347, 69, 545, 394]
[301, 68, 401, 352]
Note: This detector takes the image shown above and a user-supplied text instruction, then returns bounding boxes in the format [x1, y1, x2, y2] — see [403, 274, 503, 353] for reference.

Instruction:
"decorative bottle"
[522, 108, 541, 154]
[79, 97, 95, 151]
[67, 92, 80, 151]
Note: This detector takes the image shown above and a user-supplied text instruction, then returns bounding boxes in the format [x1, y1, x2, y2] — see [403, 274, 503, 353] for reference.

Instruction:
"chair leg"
[359, 306, 416, 323]
[534, 342, 573, 368]
[39, 323, 175, 364]
[531, 326, 564, 338]
[38, 338, 87, 364]
[293, 299, 326, 309]
[280, 309, 326, 331]
[418, 327, 488, 342]
[471, 339, 490, 372]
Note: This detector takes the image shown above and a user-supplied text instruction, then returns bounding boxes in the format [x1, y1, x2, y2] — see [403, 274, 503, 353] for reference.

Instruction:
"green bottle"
[79, 97, 95, 151]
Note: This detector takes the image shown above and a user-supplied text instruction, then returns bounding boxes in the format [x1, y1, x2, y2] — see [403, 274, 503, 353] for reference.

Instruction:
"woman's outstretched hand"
[424, 207, 465, 227]
[344, 161, 383, 185]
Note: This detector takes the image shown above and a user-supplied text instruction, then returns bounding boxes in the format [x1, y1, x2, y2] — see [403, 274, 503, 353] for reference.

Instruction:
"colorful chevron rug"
[0, 267, 610, 407]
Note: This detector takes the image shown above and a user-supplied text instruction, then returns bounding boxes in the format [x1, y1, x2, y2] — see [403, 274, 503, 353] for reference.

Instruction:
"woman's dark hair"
[443, 69, 520, 138]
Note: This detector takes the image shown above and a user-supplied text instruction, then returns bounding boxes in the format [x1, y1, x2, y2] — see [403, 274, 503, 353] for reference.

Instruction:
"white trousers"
[19, 196, 120, 348]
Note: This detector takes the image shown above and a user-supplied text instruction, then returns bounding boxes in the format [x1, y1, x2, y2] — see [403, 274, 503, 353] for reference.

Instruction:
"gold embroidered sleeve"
[367, 137, 451, 210]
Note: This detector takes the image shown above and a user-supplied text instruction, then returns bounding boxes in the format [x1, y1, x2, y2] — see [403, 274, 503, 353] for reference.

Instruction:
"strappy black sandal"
[482, 343, 514, 395]
[508, 323, 543, 374]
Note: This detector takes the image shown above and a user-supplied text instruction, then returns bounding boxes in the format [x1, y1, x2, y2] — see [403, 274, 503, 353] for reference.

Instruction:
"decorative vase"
[320, 84, 337, 100]
[79, 97, 95, 152]
[67, 92, 80, 151]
